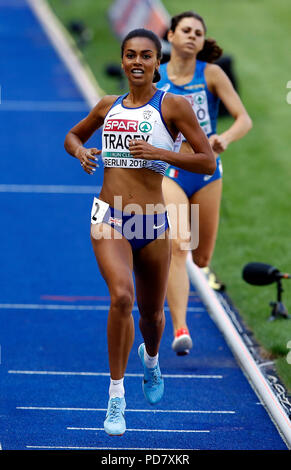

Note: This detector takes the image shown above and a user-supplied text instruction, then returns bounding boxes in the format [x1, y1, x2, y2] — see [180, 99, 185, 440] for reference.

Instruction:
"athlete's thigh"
[91, 223, 134, 292]
[133, 233, 171, 311]
[162, 176, 190, 242]
[190, 178, 223, 254]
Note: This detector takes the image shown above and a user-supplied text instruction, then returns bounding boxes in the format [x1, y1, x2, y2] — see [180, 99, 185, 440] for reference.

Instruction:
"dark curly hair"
[170, 11, 223, 63]
[121, 28, 162, 82]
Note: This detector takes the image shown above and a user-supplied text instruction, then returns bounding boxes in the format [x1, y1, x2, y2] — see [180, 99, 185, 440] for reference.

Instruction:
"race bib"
[175, 90, 212, 149]
[187, 90, 212, 135]
[91, 197, 109, 224]
[102, 152, 148, 169]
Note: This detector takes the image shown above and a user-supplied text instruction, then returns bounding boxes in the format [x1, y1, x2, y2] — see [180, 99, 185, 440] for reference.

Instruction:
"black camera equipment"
[242, 262, 290, 321]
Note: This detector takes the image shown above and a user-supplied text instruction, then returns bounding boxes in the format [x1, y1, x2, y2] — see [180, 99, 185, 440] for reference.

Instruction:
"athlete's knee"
[192, 251, 211, 268]
[171, 237, 190, 260]
[110, 284, 135, 316]
[139, 307, 165, 324]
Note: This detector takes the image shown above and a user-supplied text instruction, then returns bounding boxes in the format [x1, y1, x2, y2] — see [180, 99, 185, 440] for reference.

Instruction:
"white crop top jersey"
[102, 89, 174, 175]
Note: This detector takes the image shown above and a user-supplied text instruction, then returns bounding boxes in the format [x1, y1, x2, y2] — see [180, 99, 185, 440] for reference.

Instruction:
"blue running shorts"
[165, 156, 222, 198]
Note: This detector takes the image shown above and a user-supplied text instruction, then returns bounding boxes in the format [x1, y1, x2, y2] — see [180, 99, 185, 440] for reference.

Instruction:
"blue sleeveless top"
[157, 60, 219, 138]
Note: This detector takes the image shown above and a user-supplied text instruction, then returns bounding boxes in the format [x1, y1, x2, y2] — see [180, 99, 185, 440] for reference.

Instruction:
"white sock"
[144, 347, 158, 368]
[109, 378, 125, 398]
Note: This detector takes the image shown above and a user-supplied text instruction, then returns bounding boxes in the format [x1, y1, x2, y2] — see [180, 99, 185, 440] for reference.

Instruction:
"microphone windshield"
[242, 262, 280, 286]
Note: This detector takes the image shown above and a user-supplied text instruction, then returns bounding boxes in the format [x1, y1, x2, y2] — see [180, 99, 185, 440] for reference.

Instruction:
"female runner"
[157, 11, 252, 355]
[64, 28, 215, 436]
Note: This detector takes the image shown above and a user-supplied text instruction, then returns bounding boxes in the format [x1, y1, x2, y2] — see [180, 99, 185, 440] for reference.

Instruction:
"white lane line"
[9, 370, 222, 379]
[17, 406, 234, 414]
[0, 100, 89, 112]
[0, 304, 114, 311]
[0, 304, 204, 313]
[0, 185, 101, 194]
[67, 427, 209, 433]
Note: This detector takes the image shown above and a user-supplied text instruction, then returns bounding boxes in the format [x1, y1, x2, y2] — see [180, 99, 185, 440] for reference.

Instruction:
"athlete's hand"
[208, 134, 228, 156]
[76, 147, 101, 174]
[129, 139, 159, 160]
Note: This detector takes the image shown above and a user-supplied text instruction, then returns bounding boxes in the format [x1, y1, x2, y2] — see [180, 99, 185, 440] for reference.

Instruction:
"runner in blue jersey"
[157, 11, 252, 355]
[64, 28, 215, 436]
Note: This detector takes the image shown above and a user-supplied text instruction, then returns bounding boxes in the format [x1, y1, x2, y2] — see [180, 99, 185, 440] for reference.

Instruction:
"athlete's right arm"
[162, 94, 216, 174]
[64, 95, 117, 165]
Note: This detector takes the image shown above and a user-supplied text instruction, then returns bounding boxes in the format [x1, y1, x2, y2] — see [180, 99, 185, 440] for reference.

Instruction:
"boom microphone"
[242, 262, 291, 286]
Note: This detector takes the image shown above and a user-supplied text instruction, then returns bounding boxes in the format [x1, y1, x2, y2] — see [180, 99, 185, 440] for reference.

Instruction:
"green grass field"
[47, 0, 291, 390]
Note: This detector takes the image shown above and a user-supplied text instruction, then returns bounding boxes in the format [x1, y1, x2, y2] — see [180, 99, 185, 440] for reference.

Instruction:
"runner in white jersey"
[102, 87, 172, 177]
[64, 28, 215, 436]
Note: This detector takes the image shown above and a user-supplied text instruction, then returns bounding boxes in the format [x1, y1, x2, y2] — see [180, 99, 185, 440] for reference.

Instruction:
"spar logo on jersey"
[104, 119, 138, 132]
[139, 121, 152, 133]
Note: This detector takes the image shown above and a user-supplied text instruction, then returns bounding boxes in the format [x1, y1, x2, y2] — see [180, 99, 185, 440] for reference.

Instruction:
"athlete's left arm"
[205, 64, 253, 154]
[129, 94, 216, 175]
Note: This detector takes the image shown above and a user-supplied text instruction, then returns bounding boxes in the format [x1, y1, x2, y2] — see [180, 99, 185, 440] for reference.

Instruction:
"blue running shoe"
[138, 343, 164, 405]
[104, 397, 126, 436]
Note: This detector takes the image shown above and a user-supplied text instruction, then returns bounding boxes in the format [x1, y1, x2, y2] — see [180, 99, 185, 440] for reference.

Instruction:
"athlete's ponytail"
[197, 38, 223, 63]
[153, 68, 161, 83]
[121, 28, 162, 83]
[169, 11, 223, 63]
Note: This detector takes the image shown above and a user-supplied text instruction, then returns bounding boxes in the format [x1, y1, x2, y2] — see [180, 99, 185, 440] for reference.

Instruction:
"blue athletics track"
[0, 0, 287, 451]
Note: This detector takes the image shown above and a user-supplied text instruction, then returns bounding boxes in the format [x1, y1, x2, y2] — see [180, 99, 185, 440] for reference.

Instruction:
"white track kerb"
[27, 0, 102, 108]
[186, 253, 291, 449]
[28, 0, 291, 450]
